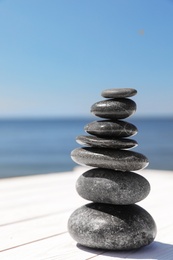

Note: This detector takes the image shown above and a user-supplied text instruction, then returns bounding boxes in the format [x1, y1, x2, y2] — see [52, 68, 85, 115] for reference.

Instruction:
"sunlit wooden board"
[0, 167, 172, 259]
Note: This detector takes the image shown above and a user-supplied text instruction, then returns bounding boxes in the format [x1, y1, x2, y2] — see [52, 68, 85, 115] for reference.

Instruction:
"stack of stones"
[68, 88, 157, 250]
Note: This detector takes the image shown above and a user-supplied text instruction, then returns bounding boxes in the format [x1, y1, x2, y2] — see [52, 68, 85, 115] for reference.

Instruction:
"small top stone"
[101, 88, 137, 98]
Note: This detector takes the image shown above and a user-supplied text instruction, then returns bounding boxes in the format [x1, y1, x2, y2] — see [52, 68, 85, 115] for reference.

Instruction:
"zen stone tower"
[68, 88, 157, 250]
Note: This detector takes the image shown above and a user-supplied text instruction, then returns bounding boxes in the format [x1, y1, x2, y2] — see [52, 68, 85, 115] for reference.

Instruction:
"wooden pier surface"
[0, 167, 173, 259]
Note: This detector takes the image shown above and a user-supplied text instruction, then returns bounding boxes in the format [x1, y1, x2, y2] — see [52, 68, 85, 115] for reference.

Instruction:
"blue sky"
[0, 0, 173, 118]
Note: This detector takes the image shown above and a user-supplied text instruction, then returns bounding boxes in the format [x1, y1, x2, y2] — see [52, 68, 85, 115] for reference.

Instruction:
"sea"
[0, 117, 173, 178]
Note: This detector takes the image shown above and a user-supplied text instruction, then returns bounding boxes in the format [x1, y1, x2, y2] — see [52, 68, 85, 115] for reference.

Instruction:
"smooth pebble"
[68, 203, 157, 250]
[71, 147, 149, 171]
[91, 98, 136, 119]
[76, 168, 150, 204]
[84, 120, 138, 137]
[76, 135, 138, 149]
[101, 88, 137, 98]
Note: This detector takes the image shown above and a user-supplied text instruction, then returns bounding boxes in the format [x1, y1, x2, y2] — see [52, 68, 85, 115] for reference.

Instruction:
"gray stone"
[71, 147, 149, 171]
[84, 120, 138, 137]
[91, 98, 136, 119]
[101, 88, 137, 98]
[76, 135, 138, 149]
[76, 168, 150, 204]
[68, 203, 157, 250]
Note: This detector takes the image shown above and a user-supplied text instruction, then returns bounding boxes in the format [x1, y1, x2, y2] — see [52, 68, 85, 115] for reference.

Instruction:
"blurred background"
[0, 0, 173, 177]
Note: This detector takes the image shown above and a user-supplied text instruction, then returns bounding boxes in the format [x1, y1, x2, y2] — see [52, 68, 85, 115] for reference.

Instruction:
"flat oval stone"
[101, 88, 137, 98]
[76, 168, 150, 204]
[76, 135, 138, 149]
[91, 98, 136, 119]
[71, 147, 149, 171]
[84, 120, 138, 137]
[68, 203, 157, 250]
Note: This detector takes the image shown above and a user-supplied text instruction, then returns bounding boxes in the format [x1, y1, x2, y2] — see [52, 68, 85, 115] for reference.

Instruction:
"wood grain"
[0, 167, 173, 259]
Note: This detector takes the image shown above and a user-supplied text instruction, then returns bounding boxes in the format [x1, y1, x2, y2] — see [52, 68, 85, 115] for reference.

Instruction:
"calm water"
[0, 117, 173, 178]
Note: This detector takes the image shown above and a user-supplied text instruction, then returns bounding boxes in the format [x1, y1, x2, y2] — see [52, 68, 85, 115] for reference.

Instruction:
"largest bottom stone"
[68, 203, 157, 250]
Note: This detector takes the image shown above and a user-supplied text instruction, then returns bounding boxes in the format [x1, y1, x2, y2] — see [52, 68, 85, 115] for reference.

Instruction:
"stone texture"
[76, 135, 138, 149]
[91, 98, 136, 119]
[71, 147, 149, 171]
[101, 88, 137, 98]
[68, 203, 157, 250]
[84, 120, 138, 138]
[76, 168, 150, 204]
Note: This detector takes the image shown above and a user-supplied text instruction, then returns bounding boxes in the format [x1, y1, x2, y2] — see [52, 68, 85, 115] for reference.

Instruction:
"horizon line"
[0, 115, 172, 120]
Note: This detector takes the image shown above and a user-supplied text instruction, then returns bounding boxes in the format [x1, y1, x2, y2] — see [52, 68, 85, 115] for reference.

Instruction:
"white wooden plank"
[0, 212, 70, 251]
[0, 171, 86, 225]
[1, 226, 173, 260]
[0, 168, 173, 259]
[0, 171, 77, 198]
[0, 232, 104, 260]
